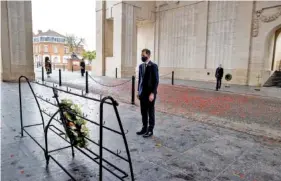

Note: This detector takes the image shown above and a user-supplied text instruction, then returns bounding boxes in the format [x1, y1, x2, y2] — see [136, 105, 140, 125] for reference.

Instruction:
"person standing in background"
[215, 64, 224, 91]
[80, 59, 86, 77]
[137, 49, 159, 138]
[45, 57, 52, 78]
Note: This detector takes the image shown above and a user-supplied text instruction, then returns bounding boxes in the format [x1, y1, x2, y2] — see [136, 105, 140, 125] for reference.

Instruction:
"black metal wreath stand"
[18, 76, 135, 181]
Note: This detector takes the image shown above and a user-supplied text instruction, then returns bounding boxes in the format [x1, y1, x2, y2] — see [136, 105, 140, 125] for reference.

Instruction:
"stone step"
[263, 70, 281, 87]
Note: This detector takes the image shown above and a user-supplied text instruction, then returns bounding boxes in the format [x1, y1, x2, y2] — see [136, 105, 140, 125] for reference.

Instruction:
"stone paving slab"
[1, 82, 281, 181]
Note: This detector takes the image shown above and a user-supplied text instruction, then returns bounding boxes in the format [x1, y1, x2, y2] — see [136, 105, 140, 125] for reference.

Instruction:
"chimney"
[38, 30, 42, 34]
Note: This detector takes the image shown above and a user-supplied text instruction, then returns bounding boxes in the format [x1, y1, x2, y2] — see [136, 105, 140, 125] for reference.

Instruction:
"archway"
[271, 27, 281, 71]
[265, 24, 281, 71]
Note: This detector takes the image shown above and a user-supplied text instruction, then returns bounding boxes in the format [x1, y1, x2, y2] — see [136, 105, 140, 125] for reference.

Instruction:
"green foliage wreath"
[59, 99, 89, 148]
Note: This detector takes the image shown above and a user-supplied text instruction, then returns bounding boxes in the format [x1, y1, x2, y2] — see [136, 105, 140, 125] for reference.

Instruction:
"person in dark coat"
[80, 59, 86, 77]
[137, 49, 159, 138]
[215, 64, 224, 91]
[44, 57, 52, 78]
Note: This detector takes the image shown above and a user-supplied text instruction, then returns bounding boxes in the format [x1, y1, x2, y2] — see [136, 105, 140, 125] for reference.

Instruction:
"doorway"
[270, 27, 281, 71]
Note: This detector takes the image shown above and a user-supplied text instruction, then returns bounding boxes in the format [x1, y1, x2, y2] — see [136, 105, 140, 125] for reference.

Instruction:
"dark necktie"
[142, 63, 146, 77]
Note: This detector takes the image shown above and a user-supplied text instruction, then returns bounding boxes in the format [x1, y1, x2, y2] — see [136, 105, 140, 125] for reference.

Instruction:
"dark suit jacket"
[138, 61, 159, 97]
[80, 62, 85, 73]
[215, 67, 224, 79]
[80, 62, 85, 69]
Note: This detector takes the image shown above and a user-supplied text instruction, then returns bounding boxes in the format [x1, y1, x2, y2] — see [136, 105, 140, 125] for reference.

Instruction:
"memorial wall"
[95, 1, 281, 85]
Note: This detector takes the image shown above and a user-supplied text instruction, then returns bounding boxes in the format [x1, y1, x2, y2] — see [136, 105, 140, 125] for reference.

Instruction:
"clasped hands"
[137, 92, 154, 102]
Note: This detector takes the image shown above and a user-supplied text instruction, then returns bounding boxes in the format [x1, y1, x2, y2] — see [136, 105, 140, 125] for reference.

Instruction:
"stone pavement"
[1, 82, 281, 181]
[35, 68, 281, 99]
[35, 69, 281, 140]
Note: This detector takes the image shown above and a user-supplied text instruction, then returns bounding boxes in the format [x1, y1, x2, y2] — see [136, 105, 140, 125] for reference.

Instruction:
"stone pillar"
[1, 1, 35, 82]
[122, 3, 137, 77]
[94, 1, 137, 78]
[115, 2, 137, 78]
[93, 1, 106, 76]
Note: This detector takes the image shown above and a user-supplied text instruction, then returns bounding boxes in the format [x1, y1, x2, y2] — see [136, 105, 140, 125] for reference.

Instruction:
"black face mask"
[141, 56, 148, 62]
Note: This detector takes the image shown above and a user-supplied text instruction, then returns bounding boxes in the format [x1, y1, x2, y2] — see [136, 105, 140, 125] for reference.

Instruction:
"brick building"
[33, 29, 84, 65]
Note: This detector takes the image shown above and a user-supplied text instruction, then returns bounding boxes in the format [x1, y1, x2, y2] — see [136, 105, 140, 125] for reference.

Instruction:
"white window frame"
[53, 46, 58, 54]
[44, 45, 48, 53]
[64, 47, 69, 54]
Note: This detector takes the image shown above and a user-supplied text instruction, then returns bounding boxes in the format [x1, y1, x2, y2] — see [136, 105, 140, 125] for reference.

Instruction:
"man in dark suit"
[215, 64, 224, 91]
[137, 49, 159, 138]
[80, 59, 86, 77]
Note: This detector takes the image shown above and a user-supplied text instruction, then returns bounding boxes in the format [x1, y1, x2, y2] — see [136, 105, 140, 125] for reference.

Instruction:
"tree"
[82, 51, 96, 64]
[65, 34, 85, 53]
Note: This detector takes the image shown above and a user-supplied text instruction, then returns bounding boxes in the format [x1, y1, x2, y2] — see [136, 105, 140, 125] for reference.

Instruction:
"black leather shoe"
[143, 131, 153, 138]
[136, 127, 147, 135]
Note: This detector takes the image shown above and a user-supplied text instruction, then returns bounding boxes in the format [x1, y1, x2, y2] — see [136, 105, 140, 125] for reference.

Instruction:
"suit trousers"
[140, 94, 156, 131]
[216, 78, 222, 90]
[81, 69, 85, 76]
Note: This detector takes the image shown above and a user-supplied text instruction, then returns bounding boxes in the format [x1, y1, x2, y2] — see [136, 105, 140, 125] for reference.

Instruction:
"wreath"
[59, 99, 89, 148]
[225, 74, 232, 81]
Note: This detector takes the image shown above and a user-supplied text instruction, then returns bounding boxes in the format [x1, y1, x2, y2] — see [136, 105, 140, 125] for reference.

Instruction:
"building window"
[64, 47, 69, 54]
[63, 57, 68, 63]
[36, 36, 66, 43]
[33, 37, 39, 42]
[53, 46, 58, 53]
[44, 45, 48, 53]
[53, 57, 59, 63]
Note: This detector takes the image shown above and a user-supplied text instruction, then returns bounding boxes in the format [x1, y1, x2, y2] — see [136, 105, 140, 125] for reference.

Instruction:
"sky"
[31, 0, 96, 50]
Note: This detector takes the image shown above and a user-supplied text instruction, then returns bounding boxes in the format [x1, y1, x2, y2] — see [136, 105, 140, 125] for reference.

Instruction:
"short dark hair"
[142, 48, 151, 56]
[45, 57, 49, 61]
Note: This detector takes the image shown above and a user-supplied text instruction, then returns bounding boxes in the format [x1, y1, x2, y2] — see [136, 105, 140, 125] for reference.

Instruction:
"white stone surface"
[1, 1, 34, 81]
[95, 0, 281, 85]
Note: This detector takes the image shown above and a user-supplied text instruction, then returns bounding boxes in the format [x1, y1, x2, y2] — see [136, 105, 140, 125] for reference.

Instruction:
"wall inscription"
[158, 4, 197, 68]
[206, 1, 237, 69]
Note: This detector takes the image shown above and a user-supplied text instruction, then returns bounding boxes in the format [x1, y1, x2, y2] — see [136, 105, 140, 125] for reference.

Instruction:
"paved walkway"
[1, 82, 281, 181]
[35, 68, 281, 99]
[35, 69, 281, 140]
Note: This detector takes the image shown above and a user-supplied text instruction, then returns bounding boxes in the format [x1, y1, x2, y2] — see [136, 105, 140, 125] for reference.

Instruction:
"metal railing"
[18, 76, 135, 181]
[40, 69, 175, 105]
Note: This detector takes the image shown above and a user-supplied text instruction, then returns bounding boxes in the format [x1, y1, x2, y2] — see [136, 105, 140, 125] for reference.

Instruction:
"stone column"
[113, 2, 137, 78]
[93, 1, 106, 76]
[1, 1, 34, 82]
[94, 1, 137, 78]
[120, 3, 136, 77]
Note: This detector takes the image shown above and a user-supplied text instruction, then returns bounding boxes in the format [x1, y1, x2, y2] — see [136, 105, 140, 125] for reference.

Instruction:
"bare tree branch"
[65, 34, 85, 53]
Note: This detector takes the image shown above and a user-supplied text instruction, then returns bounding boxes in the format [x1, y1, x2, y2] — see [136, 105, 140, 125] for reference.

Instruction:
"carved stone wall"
[252, 7, 281, 37]
[248, 2, 281, 86]
[206, 1, 238, 69]
[158, 2, 198, 68]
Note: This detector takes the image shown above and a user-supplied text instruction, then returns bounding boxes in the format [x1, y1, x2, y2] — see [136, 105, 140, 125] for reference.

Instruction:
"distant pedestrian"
[215, 64, 224, 91]
[45, 57, 52, 78]
[80, 59, 86, 77]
